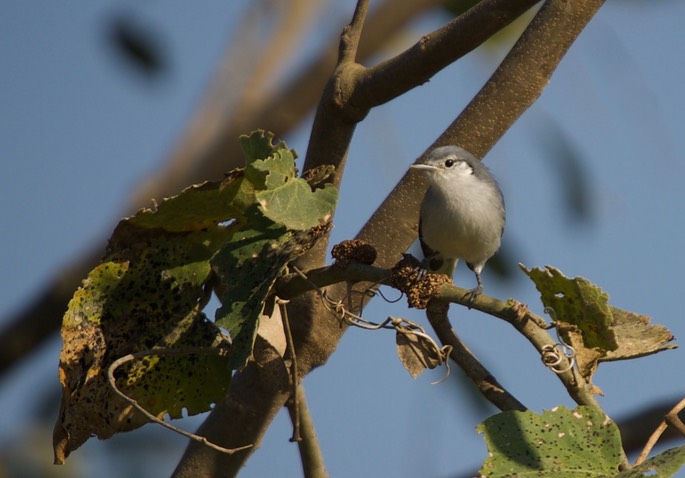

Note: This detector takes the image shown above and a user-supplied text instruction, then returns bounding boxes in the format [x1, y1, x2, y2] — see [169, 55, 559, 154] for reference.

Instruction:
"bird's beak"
[410, 163, 438, 171]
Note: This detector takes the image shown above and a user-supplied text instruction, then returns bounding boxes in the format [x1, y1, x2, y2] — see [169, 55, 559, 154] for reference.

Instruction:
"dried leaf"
[396, 329, 442, 379]
[521, 264, 676, 382]
[601, 307, 676, 362]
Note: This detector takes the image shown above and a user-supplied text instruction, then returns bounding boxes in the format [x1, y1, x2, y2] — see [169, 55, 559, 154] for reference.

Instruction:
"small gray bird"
[411, 145, 505, 302]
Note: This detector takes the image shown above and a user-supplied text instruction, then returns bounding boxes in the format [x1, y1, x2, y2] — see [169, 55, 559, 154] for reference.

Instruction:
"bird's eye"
[444, 159, 455, 168]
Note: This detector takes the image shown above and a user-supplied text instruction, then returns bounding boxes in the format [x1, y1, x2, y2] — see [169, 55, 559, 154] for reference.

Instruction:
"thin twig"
[278, 261, 601, 410]
[437, 287, 600, 410]
[106, 348, 253, 456]
[636, 397, 685, 465]
[666, 399, 685, 437]
[278, 296, 302, 442]
[426, 299, 527, 412]
[289, 266, 451, 379]
[287, 384, 330, 478]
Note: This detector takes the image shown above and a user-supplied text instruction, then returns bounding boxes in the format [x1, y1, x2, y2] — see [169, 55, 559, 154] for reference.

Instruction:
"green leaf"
[239, 130, 337, 230]
[520, 265, 618, 352]
[211, 218, 325, 370]
[478, 406, 623, 477]
[240, 130, 297, 190]
[54, 130, 336, 463]
[127, 172, 247, 232]
[211, 220, 287, 369]
[617, 446, 685, 478]
[257, 181, 337, 230]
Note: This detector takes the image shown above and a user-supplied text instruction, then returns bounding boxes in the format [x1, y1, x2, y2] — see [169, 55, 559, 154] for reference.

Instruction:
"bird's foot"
[464, 285, 483, 308]
[412, 259, 430, 285]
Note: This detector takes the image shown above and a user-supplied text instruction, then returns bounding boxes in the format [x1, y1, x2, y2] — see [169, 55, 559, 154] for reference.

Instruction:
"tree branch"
[357, 0, 606, 274]
[339, 0, 369, 64]
[437, 285, 601, 409]
[636, 397, 685, 465]
[350, 0, 541, 110]
[439, 0, 606, 156]
[426, 299, 527, 412]
[287, 385, 329, 478]
[276, 260, 601, 408]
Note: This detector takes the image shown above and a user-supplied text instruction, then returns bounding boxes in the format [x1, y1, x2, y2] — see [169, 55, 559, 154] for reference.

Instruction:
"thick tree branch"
[439, 0, 606, 156]
[357, 0, 606, 272]
[350, 0, 541, 109]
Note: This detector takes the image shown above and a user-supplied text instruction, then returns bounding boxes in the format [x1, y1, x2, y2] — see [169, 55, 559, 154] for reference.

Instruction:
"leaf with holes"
[520, 264, 676, 380]
[54, 223, 233, 465]
[520, 265, 618, 352]
[478, 406, 623, 477]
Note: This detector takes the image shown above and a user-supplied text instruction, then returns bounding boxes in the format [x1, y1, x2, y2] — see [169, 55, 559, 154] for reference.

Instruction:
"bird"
[410, 145, 505, 303]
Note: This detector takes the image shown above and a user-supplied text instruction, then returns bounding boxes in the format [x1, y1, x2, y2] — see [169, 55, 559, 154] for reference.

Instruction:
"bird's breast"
[420, 179, 503, 264]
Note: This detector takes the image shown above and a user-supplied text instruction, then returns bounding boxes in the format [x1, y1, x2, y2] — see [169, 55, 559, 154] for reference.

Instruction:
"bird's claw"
[464, 285, 483, 308]
[412, 259, 429, 285]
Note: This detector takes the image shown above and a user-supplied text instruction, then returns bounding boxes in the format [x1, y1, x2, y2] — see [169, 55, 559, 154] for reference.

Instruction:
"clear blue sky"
[1, 1, 684, 477]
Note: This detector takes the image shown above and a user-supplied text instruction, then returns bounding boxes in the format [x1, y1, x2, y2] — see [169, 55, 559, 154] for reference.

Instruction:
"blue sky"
[2, 1, 685, 477]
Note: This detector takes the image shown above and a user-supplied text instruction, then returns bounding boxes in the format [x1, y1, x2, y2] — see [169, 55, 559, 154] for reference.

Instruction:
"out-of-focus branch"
[136, 0, 445, 206]
[636, 397, 685, 465]
[0, 0, 441, 376]
[618, 397, 685, 454]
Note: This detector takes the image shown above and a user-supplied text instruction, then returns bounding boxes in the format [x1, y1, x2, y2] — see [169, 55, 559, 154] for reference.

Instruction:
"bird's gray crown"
[424, 145, 493, 181]
[426, 145, 478, 165]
